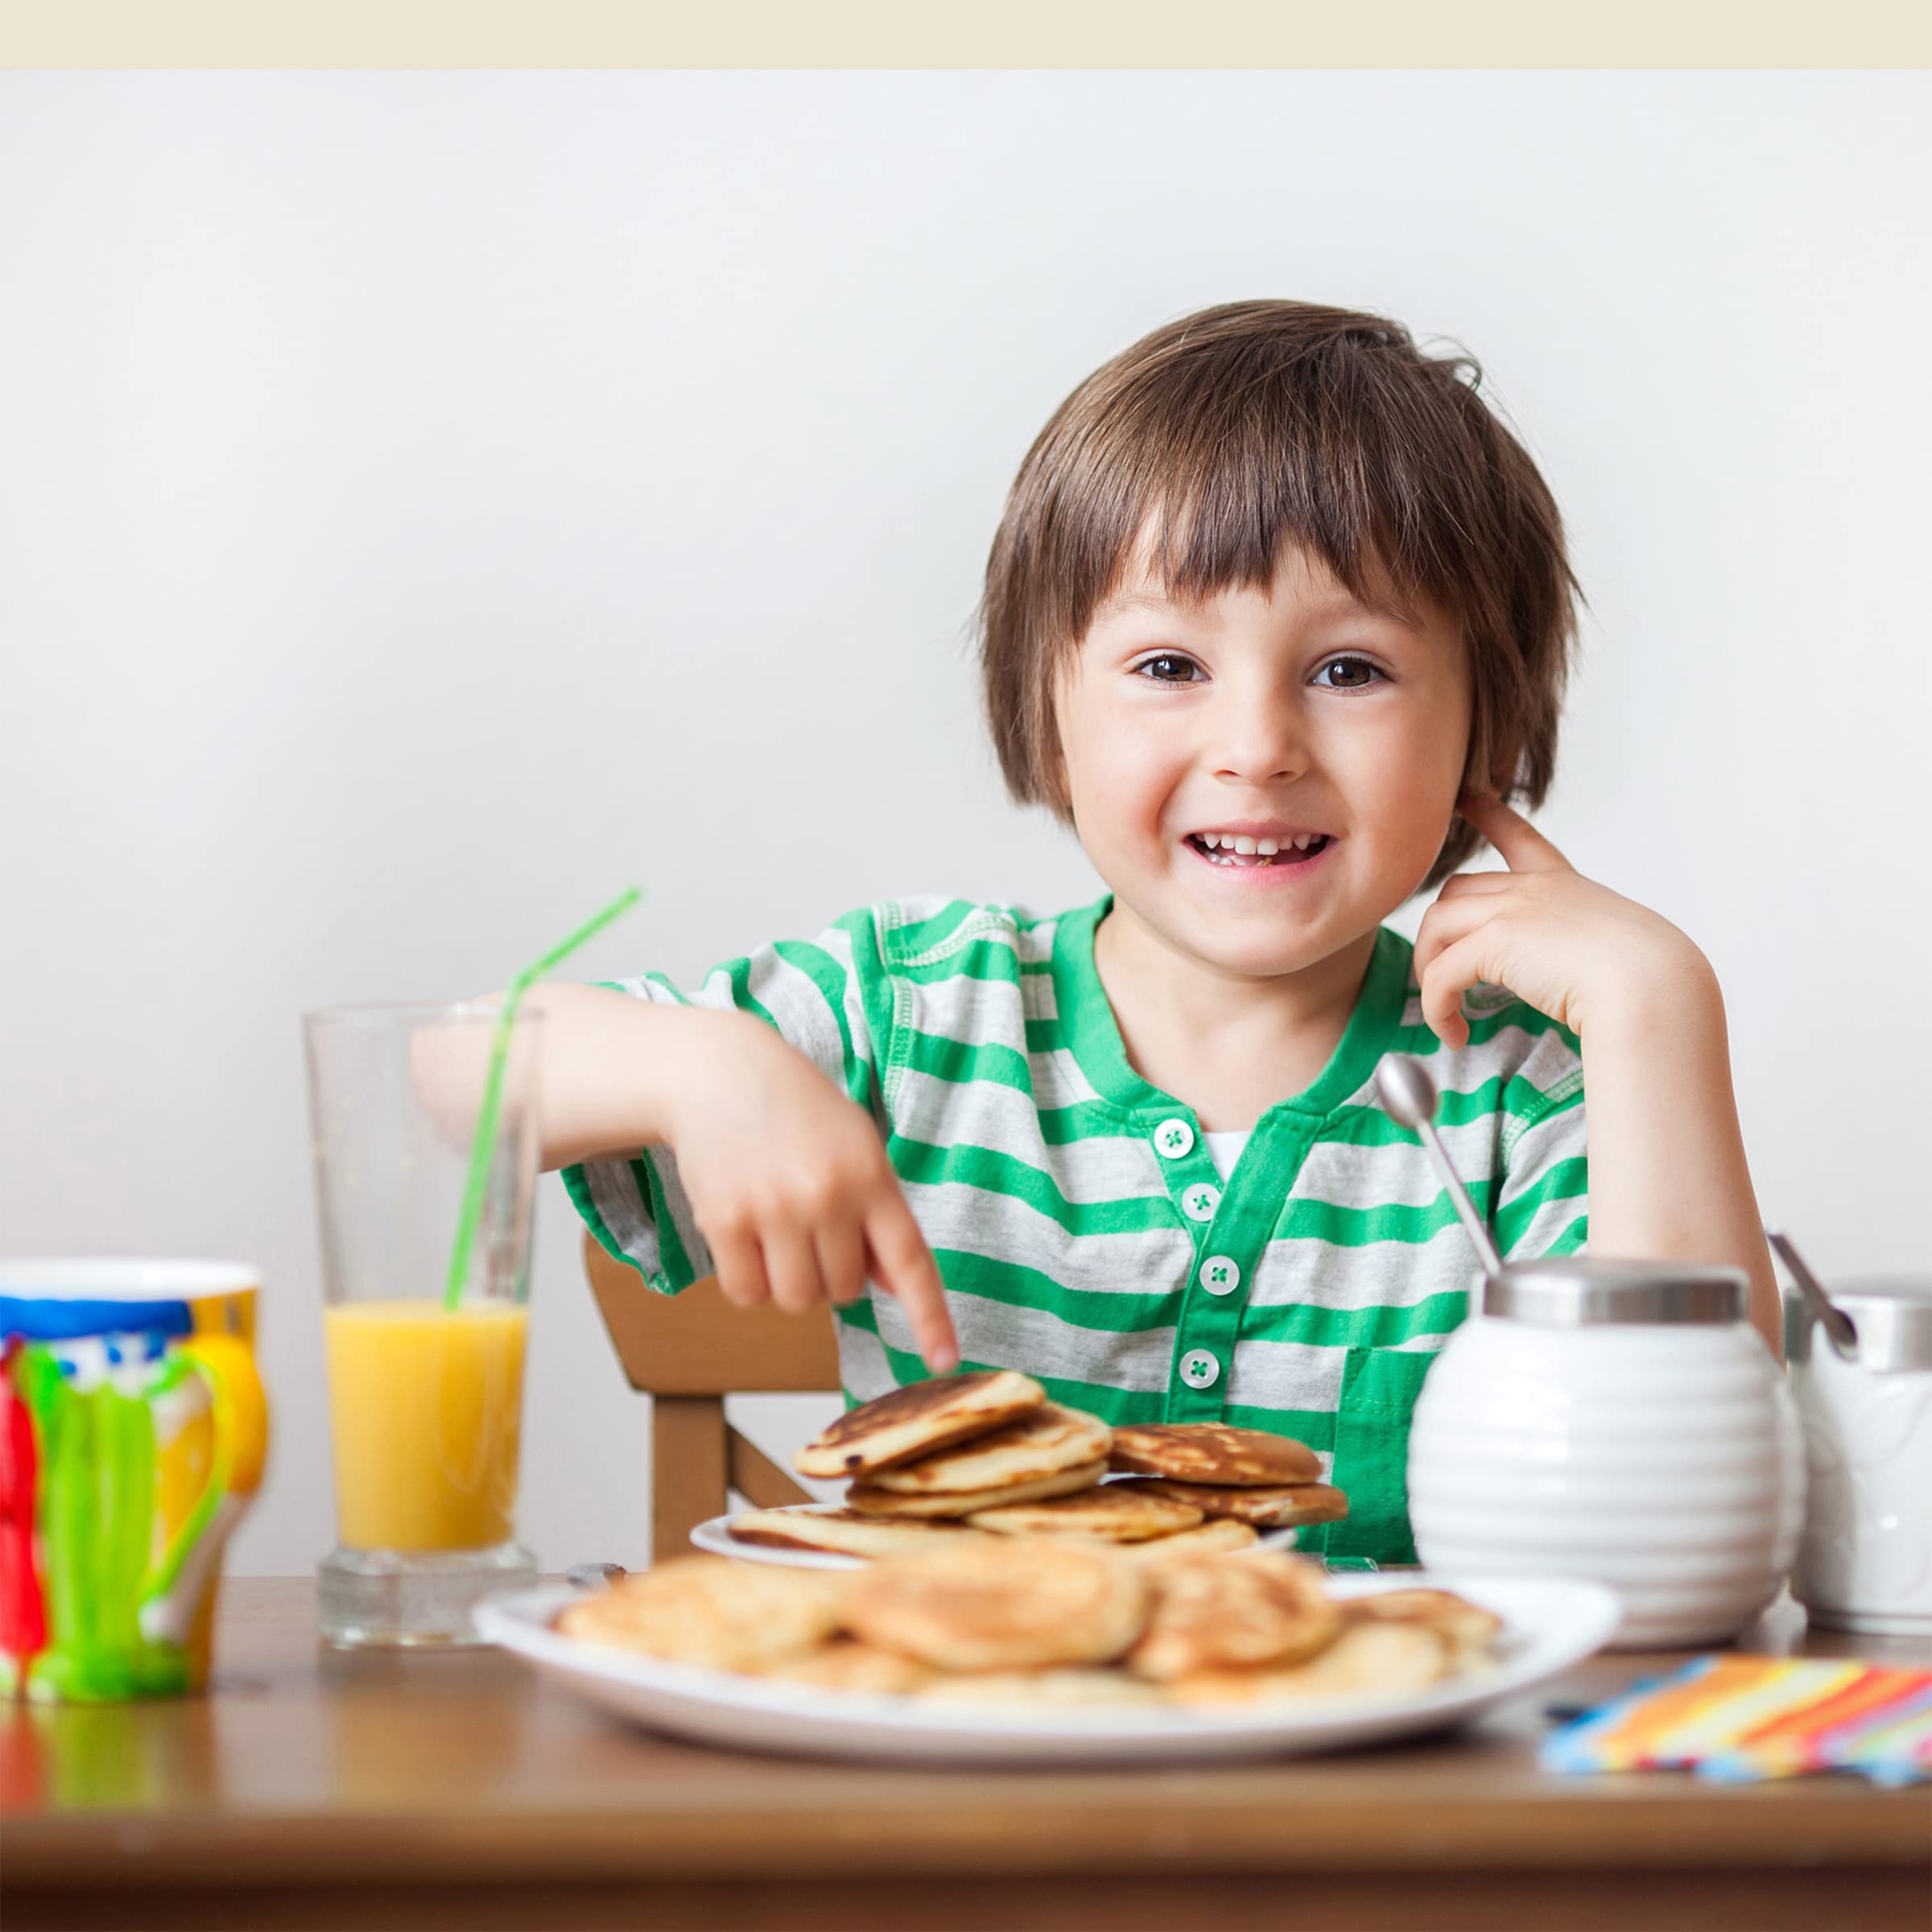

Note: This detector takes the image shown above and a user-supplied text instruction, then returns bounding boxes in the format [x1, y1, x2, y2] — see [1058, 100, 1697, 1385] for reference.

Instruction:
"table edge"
[6, 1790, 1929, 1889]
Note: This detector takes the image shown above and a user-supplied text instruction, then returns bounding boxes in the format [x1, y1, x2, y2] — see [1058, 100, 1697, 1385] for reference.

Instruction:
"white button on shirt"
[1181, 1183, 1221, 1222]
[1154, 1118, 1195, 1159]
[1179, 1348, 1220, 1389]
[1198, 1256, 1241, 1296]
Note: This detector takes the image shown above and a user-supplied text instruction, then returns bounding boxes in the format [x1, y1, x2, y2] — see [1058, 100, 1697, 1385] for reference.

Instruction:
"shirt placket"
[1146, 1111, 1252, 1422]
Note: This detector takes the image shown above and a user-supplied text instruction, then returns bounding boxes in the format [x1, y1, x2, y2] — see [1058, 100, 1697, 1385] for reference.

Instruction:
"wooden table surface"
[2, 1578, 1927, 1931]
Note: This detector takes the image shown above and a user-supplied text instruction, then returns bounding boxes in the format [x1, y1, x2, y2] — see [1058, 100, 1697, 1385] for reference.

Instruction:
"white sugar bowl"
[1408, 1260, 1804, 1649]
[1786, 1275, 1932, 1636]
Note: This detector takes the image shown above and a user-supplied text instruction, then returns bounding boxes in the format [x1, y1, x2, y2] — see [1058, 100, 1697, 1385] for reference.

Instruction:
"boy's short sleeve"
[560, 907, 892, 1296]
[1491, 1021, 1589, 1261]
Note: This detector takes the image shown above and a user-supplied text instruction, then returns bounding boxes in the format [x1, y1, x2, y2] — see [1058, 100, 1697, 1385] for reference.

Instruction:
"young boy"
[515, 301, 1775, 1565]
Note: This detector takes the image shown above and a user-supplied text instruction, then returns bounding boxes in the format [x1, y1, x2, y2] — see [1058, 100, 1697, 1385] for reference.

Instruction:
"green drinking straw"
[441, 886, 643, 1311]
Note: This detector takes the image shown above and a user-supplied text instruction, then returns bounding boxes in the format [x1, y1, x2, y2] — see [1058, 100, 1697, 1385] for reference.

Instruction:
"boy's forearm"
[1579, 964, 1781, 1352]
[523, 985, 727, 1170]
[414, 985, 724, 1173]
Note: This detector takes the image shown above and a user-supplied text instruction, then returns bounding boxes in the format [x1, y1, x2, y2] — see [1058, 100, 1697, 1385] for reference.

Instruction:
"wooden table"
[2, 1580, 1926, 1931]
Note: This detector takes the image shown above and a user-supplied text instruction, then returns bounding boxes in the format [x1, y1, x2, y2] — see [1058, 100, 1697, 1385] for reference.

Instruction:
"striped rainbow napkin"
[1542, 1655, 1932, 1785]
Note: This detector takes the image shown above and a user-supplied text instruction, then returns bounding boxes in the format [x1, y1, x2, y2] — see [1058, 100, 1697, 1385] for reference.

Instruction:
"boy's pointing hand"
[667, 1012, 960, 1375]
[1413, 791, 1716, 1051]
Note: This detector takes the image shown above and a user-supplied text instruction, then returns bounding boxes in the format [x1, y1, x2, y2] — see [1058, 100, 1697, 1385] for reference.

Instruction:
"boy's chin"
[1142, 906, 1368, 983]
[1191, 934, 1355, 982]
[1108, 877, 1387, 983]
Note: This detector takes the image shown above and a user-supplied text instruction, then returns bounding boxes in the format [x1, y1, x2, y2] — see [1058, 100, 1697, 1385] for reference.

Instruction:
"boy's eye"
[1133, 653, 1205, 684]
[1311, 655, 1385, 691]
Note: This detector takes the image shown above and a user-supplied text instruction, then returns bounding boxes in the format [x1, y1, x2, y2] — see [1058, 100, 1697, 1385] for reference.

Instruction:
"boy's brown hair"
[978, 300, 1582, 890]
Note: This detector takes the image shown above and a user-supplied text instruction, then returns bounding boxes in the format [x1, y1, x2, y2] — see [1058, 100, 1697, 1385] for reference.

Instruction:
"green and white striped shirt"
[564, 894, 1588, 1562]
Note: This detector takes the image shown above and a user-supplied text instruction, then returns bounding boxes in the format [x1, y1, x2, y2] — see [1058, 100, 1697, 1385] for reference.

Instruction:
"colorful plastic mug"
[0, 1259, 269, 1701]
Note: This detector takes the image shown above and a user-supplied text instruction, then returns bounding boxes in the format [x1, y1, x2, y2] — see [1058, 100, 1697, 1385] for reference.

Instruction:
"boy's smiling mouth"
[1184, 825, 1335, 870]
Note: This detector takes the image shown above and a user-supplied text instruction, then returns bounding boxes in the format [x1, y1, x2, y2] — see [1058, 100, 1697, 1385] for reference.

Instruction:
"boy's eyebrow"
[1091, 588, 1183, 621]
[1091, 584, 1396, 625]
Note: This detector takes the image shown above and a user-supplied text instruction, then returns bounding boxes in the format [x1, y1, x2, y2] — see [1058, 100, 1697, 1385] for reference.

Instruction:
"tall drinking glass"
[303, 1002, 542, 1646]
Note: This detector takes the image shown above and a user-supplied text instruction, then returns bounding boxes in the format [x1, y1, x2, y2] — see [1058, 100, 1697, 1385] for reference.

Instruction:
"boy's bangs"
[1055, 394, 1458, 649]
[1113, 488, 1421, 634]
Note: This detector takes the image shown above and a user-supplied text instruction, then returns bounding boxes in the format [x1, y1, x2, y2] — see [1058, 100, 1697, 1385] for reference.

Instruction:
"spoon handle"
[1375, 1055, 1504, 1282]
[1418, 1120, 1505, 1281]
[1765, 1228, 1860, 1356]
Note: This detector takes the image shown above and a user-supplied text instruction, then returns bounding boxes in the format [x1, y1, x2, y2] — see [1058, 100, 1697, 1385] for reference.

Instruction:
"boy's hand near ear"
[1414, 791, 1712, 1050]
[1414, 790, 1779, 1351]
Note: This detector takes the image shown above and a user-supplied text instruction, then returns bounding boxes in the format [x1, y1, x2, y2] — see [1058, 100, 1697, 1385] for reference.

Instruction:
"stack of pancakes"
[726, 1372, 1348, 1563]
[1106, 1422, 1349, 1534]
[559, 1543, 1501, 1708]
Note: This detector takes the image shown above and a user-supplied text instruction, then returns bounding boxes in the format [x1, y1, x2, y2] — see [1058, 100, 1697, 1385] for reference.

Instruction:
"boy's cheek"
[1063, 732, 1169, 843]
[1350, 771, 1467, 904]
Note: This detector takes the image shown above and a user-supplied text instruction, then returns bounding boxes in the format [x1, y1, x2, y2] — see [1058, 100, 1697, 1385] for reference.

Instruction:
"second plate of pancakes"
[691, 1496, 1306, 1570]
[710, 1377, 1349, 1567]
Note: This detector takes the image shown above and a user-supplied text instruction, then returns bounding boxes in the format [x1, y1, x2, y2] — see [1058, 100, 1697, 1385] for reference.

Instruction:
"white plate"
[474, 1573, 1620, 1767]
[688, 1501, 1303, 1569]
[689, 1503, 869, 1571]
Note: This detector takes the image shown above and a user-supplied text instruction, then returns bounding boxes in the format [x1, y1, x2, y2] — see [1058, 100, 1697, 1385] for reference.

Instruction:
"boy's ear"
[1479, 733, 1522, 799]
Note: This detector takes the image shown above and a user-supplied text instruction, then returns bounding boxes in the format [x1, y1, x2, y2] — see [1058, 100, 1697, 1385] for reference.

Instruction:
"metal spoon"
[1765, 1228, 1859, 1357]
[1376, 1055, 1504, 1281]
[564, 1562, 629, 1591]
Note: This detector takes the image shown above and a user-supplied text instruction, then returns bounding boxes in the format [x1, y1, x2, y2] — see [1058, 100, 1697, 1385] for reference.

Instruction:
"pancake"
[844, 1538, 1148, 1672]
[1127, 1549, 1340, 1682]
[966, 1484, 1203, 1543]
[1115, 1477, 1348, 1530]
[1167, 1618, 1448, 1705]
[1122, 1518, 1261, 1568]
[1350, 1587, 1502, 1643]
[555, 1556, 845, 1672]
[793, 1370, 1046, 1479]
[1350, 1588, 1503, 1669]
[863, 1402, 1113, 1496]
[1107, 1422, 1322, 1486]
[846, 1459, 1108, 1519]
[759, 1637, 937, 1695]
[728, 1507, 993, 1558]
[915, 1667, 1168, 1709]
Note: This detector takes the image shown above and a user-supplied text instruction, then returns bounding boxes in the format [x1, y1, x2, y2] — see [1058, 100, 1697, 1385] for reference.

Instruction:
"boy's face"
[1055, 539, 1472, 983]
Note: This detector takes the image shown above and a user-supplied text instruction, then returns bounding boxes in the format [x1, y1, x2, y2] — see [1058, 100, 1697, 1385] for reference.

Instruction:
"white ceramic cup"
[1786, 1275, 1932, 1637]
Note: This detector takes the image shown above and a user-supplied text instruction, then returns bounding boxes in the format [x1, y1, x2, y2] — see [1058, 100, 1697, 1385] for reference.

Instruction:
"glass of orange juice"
[302, 1001, 543, 1646]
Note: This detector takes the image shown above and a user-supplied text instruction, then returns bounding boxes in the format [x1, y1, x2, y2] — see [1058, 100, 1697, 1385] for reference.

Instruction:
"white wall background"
[2, 72, 1927, 1575]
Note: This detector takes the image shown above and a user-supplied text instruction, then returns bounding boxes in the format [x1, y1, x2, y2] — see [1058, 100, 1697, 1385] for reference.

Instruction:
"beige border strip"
[1, 0, 1927, 69]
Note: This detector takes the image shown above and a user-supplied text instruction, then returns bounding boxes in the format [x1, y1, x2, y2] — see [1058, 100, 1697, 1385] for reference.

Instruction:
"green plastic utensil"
[441, 887, 642, 1311]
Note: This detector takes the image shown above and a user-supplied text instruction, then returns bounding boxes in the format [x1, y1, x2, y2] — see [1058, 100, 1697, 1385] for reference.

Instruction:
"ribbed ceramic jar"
[1408, 1261, 1803, 1650]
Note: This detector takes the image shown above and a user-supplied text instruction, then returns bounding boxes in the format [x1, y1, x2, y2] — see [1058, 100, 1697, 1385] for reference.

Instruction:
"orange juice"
[324, 1301, 528, 1550]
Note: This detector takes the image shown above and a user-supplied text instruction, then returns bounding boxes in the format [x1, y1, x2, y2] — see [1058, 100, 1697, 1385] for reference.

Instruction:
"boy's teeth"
[1191, 831, 1330, 865]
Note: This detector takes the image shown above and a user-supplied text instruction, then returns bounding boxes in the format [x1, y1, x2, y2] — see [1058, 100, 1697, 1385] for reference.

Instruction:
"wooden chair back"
[582, 1234, 840, 1562]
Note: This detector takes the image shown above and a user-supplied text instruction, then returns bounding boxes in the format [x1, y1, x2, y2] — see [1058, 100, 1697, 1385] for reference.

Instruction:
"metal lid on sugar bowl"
[1483, 1257, 1749, 1328]
[1792, 1275, 1932, 1374]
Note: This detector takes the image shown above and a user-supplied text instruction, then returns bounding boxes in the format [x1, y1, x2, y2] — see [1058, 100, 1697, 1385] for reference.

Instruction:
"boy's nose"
[1210, 692, 1308, 786]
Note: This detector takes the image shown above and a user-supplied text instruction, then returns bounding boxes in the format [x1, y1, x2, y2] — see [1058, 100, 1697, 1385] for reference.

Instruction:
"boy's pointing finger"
[1457, 789, 1572, 873]
[866, 1197, 960, 1376]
